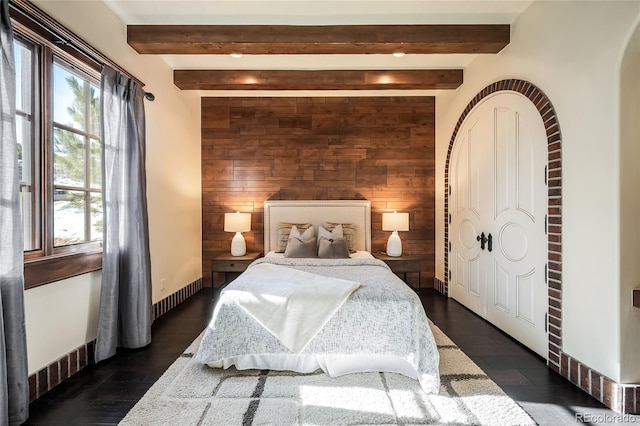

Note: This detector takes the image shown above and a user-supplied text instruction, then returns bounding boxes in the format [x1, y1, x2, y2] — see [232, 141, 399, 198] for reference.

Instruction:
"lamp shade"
[382, 211, 409, 232]
[224, 212, 251, 233]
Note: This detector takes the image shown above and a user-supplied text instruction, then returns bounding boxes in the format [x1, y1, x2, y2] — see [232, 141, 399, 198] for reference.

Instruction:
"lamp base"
[230, 232, 246, 256]
[386, 231, 402, 257]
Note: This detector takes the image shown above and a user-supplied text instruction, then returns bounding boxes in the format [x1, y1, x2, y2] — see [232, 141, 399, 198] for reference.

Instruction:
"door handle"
[476, 232, 493, 251]
[477, 232, 487, 250]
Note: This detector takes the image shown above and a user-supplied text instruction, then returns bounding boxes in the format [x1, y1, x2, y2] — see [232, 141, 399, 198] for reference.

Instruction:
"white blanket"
[220, 262, 363, 353]
[196, 257, 440, 393]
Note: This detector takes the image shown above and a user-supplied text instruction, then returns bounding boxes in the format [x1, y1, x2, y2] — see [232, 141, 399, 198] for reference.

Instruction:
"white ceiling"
[102, 0, 534, 25]
[100, 0, 535, 95]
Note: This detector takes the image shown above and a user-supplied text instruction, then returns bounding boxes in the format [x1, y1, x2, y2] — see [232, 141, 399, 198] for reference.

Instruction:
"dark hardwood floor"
[421, 290, 639, 425]
[23, 288, 215, 426]
[23, 288, 639, 425]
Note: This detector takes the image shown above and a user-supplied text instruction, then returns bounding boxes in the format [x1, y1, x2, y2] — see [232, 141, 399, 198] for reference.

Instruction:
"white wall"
[24, 273, 101, 375]
[619, 20, 640, 383]
[435, 1, 640, 382]
[23, 0, 640, 386]
[25, 0, 202, 374]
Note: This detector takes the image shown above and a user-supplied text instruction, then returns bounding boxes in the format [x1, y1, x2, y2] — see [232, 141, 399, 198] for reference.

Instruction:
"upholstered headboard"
[263, 200, 371, 254]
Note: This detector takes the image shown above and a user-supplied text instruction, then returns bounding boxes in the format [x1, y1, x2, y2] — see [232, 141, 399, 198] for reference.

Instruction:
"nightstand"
[211, 252, 261, 288]
[373, 252, 422, 288]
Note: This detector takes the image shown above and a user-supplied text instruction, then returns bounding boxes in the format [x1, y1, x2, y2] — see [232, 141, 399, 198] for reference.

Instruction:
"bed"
[195, 200, 440, 394]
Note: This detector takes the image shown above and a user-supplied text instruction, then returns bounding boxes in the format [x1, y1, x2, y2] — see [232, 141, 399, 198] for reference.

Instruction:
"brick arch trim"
[441, 79, 563, 370]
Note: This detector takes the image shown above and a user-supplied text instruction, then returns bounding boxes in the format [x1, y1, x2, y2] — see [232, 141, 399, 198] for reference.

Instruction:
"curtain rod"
[9, 0, 154, 101]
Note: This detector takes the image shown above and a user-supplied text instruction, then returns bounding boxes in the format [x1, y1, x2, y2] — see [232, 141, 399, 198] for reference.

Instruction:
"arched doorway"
[443, 79, 563, 367]
[449, 91, 548, 358]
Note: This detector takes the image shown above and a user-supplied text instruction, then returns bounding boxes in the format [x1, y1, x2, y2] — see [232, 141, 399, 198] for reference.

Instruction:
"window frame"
[11, 18, 103, 289]
[15, 34, 40, 253]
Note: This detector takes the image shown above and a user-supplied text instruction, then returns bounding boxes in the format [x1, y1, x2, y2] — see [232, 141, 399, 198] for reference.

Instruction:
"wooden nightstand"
[211, 252, 261, 288]
[373, 252, 422, 288]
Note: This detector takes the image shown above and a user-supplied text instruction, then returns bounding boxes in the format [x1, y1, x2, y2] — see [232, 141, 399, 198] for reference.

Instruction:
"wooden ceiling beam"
[128, 24, 509, 55]
[173, 69, 463, 90]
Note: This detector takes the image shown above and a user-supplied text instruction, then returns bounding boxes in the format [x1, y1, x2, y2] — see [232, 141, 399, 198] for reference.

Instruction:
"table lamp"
[382, 211, 409, 257]
[224, 212, 251, 256]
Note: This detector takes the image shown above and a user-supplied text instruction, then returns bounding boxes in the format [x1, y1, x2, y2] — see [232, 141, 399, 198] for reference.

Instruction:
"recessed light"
[392, 52, 405, 57]
[230, 53, 243, 58]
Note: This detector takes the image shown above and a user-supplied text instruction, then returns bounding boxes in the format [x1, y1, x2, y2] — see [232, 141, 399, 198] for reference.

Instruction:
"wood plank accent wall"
[201, 97, 435, 287]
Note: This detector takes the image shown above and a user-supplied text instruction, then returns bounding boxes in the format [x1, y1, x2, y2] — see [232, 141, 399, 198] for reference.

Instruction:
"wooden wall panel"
[201, 97, 435, 288]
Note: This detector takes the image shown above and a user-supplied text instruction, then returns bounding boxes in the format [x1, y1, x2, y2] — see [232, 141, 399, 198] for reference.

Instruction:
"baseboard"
[152, 278, 203, 320]
[28, 340, 94, 403]
[550, 351, 640, 414]
[433, 277, 447, 295]
[28, 277, 203, 403]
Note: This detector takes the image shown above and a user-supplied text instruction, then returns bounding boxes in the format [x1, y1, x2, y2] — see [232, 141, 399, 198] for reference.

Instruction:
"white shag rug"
[119, 323, 536, 425]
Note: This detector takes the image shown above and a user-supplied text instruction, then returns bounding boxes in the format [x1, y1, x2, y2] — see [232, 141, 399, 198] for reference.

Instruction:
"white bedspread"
[196, 257, 440, 394]
[221, 262, 362, 353]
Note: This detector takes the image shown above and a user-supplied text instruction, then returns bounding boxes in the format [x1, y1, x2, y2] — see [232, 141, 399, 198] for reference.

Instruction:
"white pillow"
[317, 224, 343, 246]
[289, 224, 315, 241]
[276, 222, 312, 253]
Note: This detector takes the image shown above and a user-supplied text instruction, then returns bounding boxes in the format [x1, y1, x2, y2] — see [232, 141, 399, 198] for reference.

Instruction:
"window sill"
[24, 250, 102, 290]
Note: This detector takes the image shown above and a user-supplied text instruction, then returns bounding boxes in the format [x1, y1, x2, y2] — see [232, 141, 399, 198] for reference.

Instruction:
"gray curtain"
[95, 66, 152, 363]
[0, 0, 29, 424]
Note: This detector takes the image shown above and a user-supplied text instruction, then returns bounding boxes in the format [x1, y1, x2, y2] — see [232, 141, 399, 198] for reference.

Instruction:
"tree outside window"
[52, 61, 102, 247]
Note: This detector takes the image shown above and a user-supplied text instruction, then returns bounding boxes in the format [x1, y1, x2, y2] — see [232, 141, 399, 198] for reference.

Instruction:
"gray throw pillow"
[318, 237, 350, 259]
[324, 222, 358, 253]
[284, 237, 318, 258]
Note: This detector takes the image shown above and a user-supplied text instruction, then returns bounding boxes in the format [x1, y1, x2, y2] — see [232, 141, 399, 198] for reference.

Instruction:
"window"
[52, 60, 102, 247]
[15, 36, 40, 252]
[12, 19, 103, 288]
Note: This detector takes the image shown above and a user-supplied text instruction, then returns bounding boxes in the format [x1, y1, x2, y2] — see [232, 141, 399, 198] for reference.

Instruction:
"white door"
[450, 92, 548, 358]
[450, 112, 489, 318]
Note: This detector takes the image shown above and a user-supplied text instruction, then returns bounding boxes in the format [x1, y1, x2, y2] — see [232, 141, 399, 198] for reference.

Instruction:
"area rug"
[119, 323, 536, 425]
